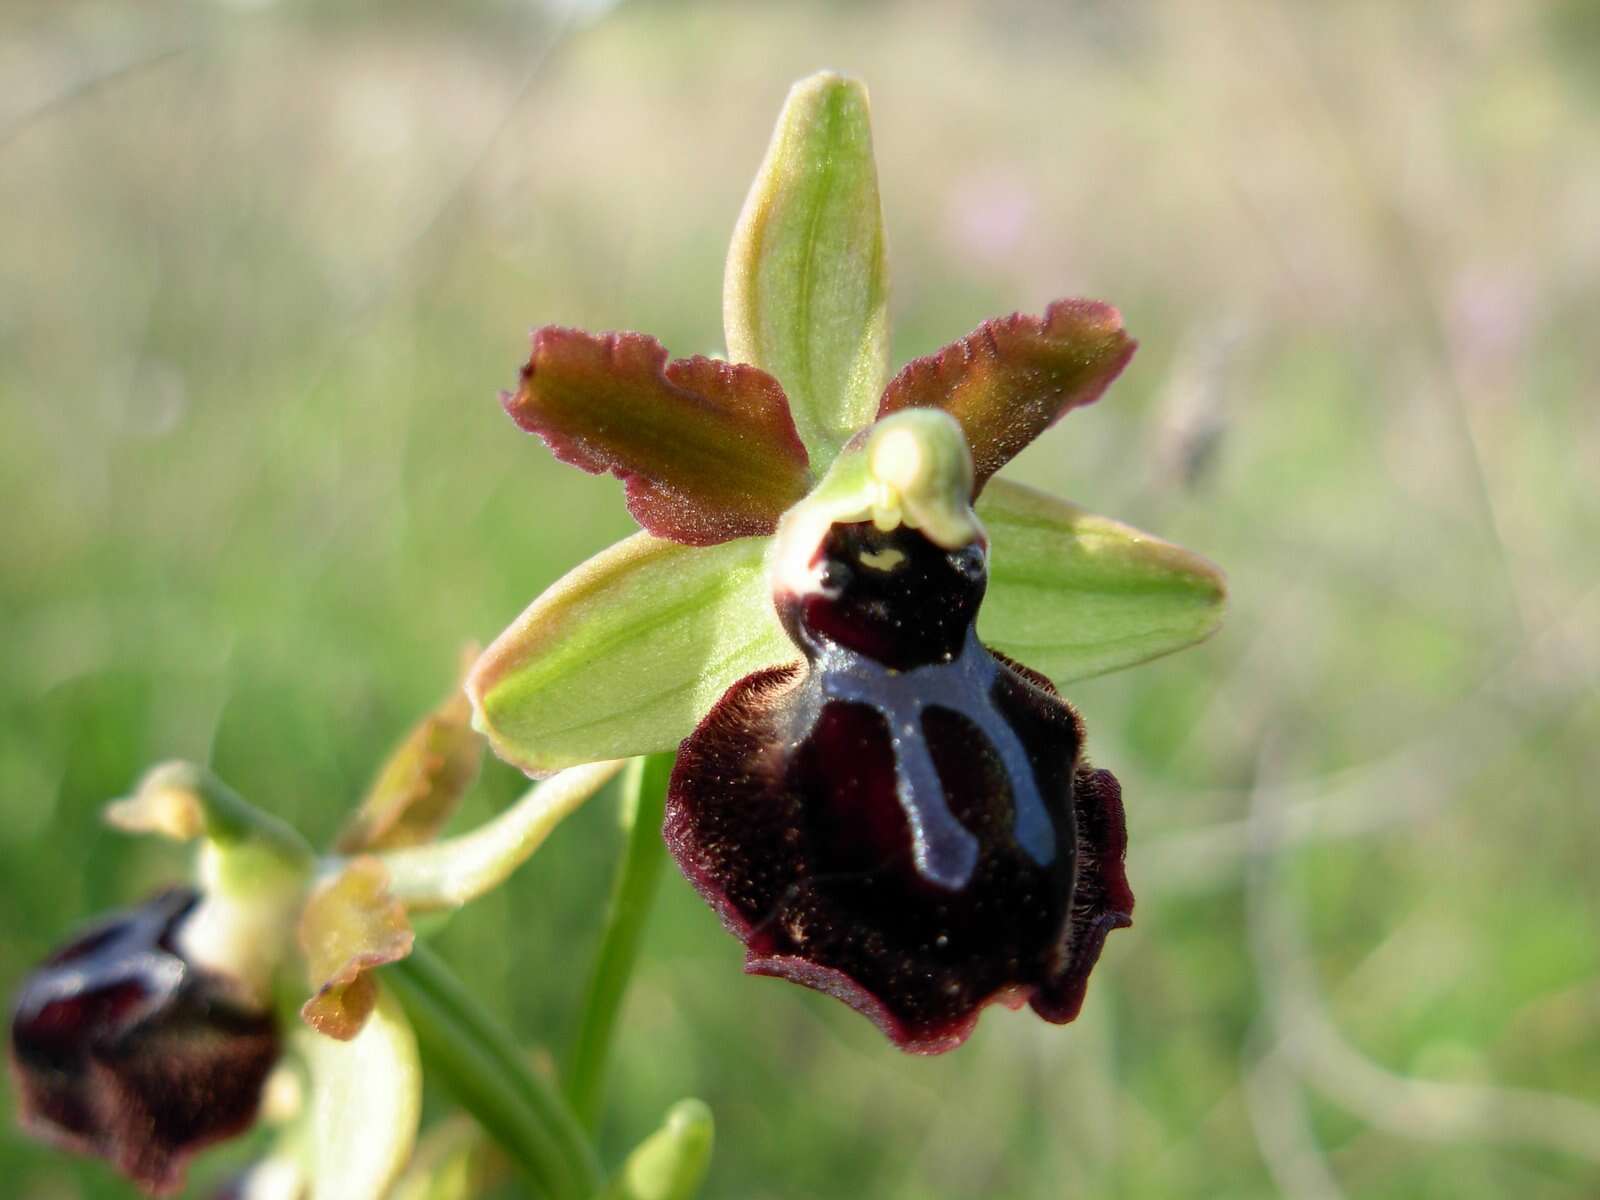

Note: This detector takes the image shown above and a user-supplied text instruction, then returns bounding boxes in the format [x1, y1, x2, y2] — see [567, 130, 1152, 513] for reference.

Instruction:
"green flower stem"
[387, 944, 604, 1200]
[566, 753, 674, 1130]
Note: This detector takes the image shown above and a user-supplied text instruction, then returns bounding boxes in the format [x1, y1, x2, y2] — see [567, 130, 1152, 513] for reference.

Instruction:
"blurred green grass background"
[4, 0, 1599, 1196]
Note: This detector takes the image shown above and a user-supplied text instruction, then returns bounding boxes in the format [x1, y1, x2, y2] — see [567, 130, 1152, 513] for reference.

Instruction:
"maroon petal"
[664, 521, 1132, 1053]
[9, 888, 278, 1196]
[877, 300, 1136, 493]
[505, 327, 812, 545]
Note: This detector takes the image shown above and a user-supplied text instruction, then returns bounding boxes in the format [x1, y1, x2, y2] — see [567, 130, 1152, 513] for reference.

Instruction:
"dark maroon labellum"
[665, 521, 1134, 1052]
[9, 887, 279, 1196]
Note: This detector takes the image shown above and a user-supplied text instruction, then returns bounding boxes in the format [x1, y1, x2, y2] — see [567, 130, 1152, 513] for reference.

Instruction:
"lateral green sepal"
[468, 532, 795, 776]
[977, 478, 1226, 683]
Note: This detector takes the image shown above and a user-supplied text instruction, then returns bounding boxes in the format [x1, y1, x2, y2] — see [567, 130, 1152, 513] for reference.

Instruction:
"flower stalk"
[566, 753, 674, 1131]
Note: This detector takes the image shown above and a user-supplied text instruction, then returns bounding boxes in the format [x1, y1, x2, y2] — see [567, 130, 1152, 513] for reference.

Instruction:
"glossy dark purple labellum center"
[666, 520, 1134, 1052]
[781, 523, 1055, 890]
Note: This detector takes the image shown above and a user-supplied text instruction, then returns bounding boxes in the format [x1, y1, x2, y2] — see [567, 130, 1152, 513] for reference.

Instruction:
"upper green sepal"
[976, 478, 1226, 683]
[724, 70, 889, 463]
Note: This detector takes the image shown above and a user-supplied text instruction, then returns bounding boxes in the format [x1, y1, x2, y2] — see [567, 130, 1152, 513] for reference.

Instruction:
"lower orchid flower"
[9, 665, 627, 1197]
[10, 886, 280, 1195]
[468, 72, 1226, 1051]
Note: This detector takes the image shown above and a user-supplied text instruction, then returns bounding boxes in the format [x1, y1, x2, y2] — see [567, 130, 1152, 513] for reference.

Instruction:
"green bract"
[724, 71, 889, 460]
[469, 70, 1225, 778]
[601, 1099, 715, 1200]
[302, 985, 422, 1200]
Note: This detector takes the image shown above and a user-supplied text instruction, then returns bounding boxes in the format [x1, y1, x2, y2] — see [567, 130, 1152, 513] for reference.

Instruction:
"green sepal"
[977, 478, 1226, 683]
[468, 532, 795, 776]
[601, 1099, 715, 1200]
[301, 981, 422, 1200]
[724, 70, 889, 463]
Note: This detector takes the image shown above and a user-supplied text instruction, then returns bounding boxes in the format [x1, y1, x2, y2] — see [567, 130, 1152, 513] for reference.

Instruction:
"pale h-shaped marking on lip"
[813, 628, 1056, 892]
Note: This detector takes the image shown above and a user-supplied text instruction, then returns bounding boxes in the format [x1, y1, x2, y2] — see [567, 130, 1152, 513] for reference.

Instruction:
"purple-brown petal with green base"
[877, 300, 1136, 493]
[298, 857, 415, 1041]
[505, 326, 812, 546]
[337, 648, 483, 854]
[663, 521, 1132, 1053]
[9, 888, 279, 1196]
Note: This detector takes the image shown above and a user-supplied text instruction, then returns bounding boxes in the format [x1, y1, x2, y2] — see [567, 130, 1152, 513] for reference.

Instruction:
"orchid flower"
[467, 72, 1225, 1053]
